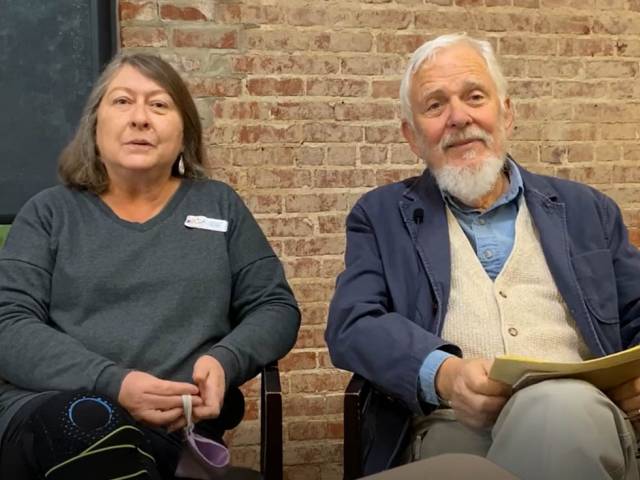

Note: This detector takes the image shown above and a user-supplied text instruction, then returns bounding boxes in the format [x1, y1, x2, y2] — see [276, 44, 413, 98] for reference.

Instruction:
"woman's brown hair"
[58, 53, 205, 193]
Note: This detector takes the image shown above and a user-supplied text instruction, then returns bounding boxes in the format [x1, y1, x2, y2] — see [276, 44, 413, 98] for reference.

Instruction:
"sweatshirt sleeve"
[0, 194, 129, 400]
[207, 187, 300, 389]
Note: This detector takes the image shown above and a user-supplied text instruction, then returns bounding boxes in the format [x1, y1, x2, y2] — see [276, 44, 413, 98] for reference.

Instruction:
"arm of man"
[0, 198, 198, 428]
[326, 201, 460, 414]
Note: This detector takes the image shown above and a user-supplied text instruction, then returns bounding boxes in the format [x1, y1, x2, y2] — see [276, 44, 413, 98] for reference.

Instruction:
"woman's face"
[95, 65, 184, 182]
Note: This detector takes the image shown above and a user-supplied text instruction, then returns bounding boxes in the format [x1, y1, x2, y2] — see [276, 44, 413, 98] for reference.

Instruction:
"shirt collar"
[441, 157, 524, 215]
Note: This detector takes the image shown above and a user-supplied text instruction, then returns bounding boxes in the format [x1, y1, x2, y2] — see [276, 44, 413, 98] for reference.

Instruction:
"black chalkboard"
[0, 0, 118, 223]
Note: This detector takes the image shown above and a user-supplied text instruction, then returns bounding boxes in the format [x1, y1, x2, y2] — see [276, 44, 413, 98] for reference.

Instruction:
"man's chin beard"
[431, 152, 507, 206]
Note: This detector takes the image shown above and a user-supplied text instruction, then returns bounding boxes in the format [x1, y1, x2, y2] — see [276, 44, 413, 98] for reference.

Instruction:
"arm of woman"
[0, 194, 197, 427]
[198, 187, 300, 399]
[0, 196, 128, 399]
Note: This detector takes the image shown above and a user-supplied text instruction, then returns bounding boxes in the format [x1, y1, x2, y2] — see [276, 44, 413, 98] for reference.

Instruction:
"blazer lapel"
[399, 171, 451, 332]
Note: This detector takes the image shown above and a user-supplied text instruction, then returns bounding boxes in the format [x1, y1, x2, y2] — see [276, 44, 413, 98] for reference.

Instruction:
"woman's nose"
[129, 103, 150, 129]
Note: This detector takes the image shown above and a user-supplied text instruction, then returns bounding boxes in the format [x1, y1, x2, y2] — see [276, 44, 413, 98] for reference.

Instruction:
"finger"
[193, 404, 221, 420]
[167, 417, 187, 433]
[139, 407, 185, 427]
[148, 379, 199, 396]
[616, 396, 640, 415]
[473, 393, 509, 414]
[143, 393, 204, 411]
[466, 368, 511, 397]
[608, 378, 640, 403]
[193, 361, 210, 385]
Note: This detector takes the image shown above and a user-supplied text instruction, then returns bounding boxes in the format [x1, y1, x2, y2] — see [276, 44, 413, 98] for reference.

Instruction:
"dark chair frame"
[343, 374, 370, 480]
[260, 362, 283, 480]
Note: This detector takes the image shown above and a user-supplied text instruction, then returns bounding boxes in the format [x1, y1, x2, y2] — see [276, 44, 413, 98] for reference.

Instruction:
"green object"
[0, 225, 9, 247]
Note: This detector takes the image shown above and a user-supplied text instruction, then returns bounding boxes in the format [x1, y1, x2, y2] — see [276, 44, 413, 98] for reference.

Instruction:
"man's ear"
[402, 121, 422, 157]
[502, 97, 514, 136]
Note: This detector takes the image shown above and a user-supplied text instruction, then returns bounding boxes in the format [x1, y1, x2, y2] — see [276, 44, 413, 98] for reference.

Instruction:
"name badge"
[184, 215, 228, 232]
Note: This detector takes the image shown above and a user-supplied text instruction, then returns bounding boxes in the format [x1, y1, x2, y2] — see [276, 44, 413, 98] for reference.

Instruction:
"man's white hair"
[399, 33, 508, 129]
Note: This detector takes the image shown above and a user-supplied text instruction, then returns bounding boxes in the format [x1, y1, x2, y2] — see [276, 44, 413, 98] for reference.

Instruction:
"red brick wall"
[119, 1, 640, 477]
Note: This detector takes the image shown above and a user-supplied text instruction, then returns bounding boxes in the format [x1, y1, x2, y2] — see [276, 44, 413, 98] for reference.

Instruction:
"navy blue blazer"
[326, 163, 640, 474]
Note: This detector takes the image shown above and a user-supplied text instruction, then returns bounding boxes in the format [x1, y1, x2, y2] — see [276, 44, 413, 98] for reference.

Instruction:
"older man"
[326, 33, 640, 480]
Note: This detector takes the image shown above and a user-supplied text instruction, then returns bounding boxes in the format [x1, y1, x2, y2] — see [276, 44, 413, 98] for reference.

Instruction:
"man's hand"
[436, 357, 512, 429]
[118, 370, 201, 428]
[607, 376, 640, 430]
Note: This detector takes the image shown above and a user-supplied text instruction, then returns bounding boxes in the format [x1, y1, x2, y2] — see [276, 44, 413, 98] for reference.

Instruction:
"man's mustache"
[441, 126, 493, 150]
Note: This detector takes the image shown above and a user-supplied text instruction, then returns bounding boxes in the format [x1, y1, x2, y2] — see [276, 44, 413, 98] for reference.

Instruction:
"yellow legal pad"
[489, 344, 640, 391]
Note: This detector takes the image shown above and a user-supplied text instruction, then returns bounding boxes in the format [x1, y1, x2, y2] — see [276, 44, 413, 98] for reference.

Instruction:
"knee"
[513, 379, 604, 411]
[30, 391, 134, 444]
[27, 391, 157, 479]
[503, 379, 615, 427]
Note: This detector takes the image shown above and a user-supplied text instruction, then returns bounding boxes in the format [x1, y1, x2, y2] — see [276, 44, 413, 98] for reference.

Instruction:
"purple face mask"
[175, 394, 230, 479]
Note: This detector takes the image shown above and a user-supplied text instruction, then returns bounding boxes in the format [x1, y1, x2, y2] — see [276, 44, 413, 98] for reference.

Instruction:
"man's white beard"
[424, 124, 507, 206]
[432, 152, 506, 206]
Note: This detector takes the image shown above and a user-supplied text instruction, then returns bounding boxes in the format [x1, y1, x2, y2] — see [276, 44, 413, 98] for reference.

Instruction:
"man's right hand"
[435, 357, 512, 429]
[118, 371, 202, 428]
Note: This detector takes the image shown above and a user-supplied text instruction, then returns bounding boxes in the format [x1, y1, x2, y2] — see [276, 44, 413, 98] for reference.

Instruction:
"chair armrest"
[344, 374, 371, 480]
[261, 362, 282, 480]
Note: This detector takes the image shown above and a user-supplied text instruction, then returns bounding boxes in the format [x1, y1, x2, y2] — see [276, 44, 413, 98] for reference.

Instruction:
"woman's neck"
[100, 175, 182, 223]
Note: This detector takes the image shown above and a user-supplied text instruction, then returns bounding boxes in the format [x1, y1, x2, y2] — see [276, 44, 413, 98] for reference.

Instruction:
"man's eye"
[426, 102, 441, 112]
[469, 93, 485, 102]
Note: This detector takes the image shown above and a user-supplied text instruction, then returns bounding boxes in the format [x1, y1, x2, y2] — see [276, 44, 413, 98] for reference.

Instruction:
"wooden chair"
[260, 362, 283, 480]
[343, 374, 370, 480]
[343, 374, 410, 480]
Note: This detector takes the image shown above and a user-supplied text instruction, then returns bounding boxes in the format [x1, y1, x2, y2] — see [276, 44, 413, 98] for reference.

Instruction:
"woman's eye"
[113, 97, 130, 105]
[151, 101, 168, 109]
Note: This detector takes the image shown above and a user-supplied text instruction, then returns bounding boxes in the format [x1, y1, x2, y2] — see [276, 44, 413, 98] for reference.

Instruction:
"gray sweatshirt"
[0, 179, 300, 443]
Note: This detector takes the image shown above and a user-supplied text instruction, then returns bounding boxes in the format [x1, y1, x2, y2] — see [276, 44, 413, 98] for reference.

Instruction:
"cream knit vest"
[441, 200, 591, 361]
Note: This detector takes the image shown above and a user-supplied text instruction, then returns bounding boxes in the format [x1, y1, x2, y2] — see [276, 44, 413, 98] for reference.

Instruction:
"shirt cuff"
[419, 350, 455, 406]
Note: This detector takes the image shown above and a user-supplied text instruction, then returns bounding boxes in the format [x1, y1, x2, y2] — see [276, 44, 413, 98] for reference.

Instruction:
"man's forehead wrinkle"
[414, 74, 490, 100]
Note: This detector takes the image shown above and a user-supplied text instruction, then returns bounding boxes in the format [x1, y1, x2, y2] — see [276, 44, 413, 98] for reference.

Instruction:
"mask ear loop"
[182, 394, 194, 434]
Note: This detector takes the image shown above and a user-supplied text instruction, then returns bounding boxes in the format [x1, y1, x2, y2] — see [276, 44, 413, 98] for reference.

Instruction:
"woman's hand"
[166, 355, 227, 433]
[192, 355, 226, 422]
[118, 370, 201, 428]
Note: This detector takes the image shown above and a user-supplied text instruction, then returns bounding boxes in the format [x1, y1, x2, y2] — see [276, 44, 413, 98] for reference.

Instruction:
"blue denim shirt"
[419, 160, 524, 405]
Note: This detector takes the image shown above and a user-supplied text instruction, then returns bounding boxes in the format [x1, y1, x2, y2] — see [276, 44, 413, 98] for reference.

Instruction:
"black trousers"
[0, 390, 239, 480]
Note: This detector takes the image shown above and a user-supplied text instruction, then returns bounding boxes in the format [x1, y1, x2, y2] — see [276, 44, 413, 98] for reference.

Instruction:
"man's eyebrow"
[419, 87, 446, 101]
[461, 80, 487, 91]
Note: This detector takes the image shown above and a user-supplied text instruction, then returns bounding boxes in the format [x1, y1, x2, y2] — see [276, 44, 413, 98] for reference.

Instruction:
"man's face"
[402, 43, 513, 174]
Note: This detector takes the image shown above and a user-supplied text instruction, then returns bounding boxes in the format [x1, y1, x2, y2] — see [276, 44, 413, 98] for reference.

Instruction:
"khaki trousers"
[412, 379, 638, 480]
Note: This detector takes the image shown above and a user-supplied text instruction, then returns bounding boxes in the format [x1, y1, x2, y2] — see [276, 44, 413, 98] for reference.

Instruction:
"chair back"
[0, 225, 9, 248]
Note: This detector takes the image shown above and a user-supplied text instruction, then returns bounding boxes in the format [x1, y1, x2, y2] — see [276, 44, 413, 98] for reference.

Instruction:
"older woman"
[0, 54, 300, 479]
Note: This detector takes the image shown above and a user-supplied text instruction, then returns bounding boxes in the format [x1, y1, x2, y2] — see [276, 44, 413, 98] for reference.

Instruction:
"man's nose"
[129, 102, 150, 129]
[446, 97, 472, 129]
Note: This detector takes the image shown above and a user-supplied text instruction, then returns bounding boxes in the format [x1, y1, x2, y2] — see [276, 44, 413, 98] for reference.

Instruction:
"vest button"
[508, 327, 518, 337]
[499, 290, 507, 298]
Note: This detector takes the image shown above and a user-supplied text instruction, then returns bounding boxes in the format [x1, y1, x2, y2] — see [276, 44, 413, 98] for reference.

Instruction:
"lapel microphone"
[413, 208, 424, 225]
